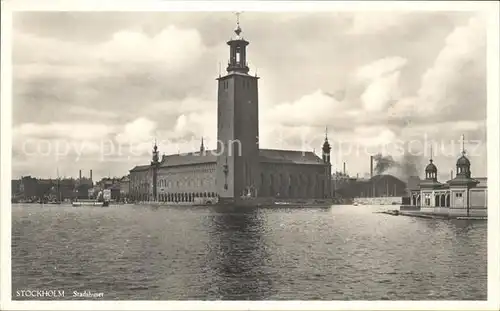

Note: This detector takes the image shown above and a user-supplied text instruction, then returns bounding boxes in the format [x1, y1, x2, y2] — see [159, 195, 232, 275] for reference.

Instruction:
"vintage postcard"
[1, 1, 499, 310]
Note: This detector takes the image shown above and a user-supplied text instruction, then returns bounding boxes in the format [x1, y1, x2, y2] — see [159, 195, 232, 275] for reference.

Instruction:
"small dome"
[425, 160, 437, 172]
[457, 155, 470, 166]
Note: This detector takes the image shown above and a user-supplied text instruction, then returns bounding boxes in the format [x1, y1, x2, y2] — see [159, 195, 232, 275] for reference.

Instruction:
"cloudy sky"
[11, 11, 487, 181]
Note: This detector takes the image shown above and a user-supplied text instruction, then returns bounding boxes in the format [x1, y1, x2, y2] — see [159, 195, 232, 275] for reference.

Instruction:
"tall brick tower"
[216, 14, 260, 203]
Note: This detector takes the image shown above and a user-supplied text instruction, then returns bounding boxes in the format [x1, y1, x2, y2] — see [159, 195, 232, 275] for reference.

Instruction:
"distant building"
[408, 142, 487, 217]
[92, 177, 122, 201]
[334, 174, 407, 199]
[129, 20, 332, 204]
[12, 176, 81, 201]
[119, 175, 130, 198]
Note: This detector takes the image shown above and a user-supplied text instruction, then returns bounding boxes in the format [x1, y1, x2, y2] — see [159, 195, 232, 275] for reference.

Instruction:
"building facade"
[129, 20, 332, 204]
[408, 146, 487, 217]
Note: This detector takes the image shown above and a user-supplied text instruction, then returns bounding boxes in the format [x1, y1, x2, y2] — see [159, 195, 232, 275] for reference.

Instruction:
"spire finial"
[234, 11, 243, 37]
[236, 11, 241, 25]
[430, 144, 433, 163]
[325, 126, 328, 141]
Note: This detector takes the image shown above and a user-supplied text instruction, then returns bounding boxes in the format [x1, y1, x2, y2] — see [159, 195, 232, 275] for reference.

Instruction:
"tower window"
[236, 46, 241, 64]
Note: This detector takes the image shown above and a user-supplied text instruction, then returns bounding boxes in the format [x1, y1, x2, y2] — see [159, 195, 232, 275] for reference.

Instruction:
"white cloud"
[355, 56, 408, 82]
[171, 112, 216, 140]
[14, 63, 108, 81]
[14, 25, 209, 82]
[150, 97, 215, 116]
[353, 126, 397, 147]
[96, 26, 207, 70]
[348, 13, 411, 35]
[419, 16, 485, 103]
[13, 122, 115, 140]
[11, 12, 488, 180]
[264, 90, 348, 127]
[354, 57, 407, 112]
[360, 70, 402, 112]
[115, 117, 157, 144]
[13, 33, 89, 64]
[392, 16, 486, 117]
[68, 106, 119, 119]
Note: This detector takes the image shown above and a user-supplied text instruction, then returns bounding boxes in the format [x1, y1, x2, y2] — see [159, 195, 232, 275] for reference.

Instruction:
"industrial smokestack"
[343, 162, 346, 175]
[370, 156, 374, 178]
[79, 170, 82, 180]
[90, 169, 93, 181]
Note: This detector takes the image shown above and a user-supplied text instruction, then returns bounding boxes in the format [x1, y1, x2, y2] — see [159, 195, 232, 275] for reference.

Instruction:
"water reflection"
[205, 207, 274, 300]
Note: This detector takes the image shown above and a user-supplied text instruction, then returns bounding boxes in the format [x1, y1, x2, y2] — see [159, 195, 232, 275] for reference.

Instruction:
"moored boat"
[72, 200, 104, 207]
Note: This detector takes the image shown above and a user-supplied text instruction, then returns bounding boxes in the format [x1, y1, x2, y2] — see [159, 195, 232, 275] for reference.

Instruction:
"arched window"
[236, 46, 241, 64]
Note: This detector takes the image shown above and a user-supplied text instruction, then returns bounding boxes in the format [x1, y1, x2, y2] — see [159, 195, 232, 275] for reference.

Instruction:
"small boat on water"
[72, 189, 111, 207]
[274, 202, 291, 205]
[72, 201, 105, 207]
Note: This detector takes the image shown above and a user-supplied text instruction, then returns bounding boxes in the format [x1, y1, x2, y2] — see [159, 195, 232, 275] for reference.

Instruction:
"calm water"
[12, 204, 487, 300]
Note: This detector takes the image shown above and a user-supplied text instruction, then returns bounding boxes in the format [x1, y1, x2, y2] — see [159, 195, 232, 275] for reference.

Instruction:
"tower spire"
[226, 12, 249, 74]
[234, 11, 243, 37]
[322, 126, 331, 163]
[152, 137, 159, 164]
[430, 144, 433, 163]
[200, 137, 205, 153]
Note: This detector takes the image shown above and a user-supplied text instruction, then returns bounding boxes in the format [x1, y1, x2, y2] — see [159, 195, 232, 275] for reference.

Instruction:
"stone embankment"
[353, 197, 402, 206]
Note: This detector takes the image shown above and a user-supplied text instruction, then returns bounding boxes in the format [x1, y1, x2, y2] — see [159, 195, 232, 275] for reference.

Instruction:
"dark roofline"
[160, 160, 217, 168]
[259, 159, 326, 166]
[369, 174, 405, 183]
[161, 149, 218, 159]
[260, 148, 316, 154]
[130, 165, 150, 172]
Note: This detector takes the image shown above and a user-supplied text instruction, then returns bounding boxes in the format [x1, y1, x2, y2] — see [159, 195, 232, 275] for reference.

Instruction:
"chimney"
[343, 162, 346, 175]
[90, 170, 93, 181]
[370, 156, 374, 178]
[79, 169, 82, 180]
[450, 169, 453, 180]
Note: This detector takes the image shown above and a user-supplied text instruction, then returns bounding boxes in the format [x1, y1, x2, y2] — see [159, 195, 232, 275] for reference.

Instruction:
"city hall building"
[129, 20, 332, 204]
[407, 144, 488, 217]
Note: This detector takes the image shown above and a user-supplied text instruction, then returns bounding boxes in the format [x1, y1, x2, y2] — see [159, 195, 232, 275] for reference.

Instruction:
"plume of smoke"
[373, 153, 397, 175]
[373, 151, 422, 182]
[399, 152, 420, 179]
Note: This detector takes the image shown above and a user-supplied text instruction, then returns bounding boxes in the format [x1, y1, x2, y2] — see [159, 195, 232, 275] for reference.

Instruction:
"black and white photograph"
[1, 1, 499, 310]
